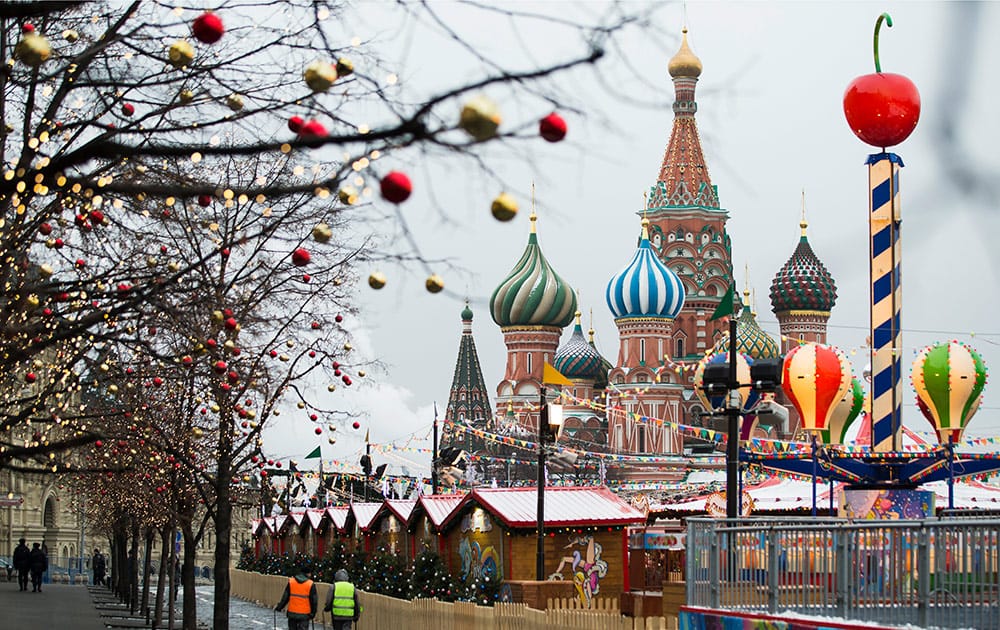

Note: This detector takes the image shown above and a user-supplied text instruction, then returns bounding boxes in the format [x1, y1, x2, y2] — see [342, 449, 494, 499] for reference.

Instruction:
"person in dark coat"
[28, 543, 47, 592]
[12, 538, 29, 591]
[92, 548, 107, 587]
[323, 569, 361, 630]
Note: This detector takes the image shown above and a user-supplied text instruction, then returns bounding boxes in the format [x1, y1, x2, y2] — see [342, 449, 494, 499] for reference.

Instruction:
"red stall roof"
[442, 486, 647, 529]
[305, 509, 325, 530]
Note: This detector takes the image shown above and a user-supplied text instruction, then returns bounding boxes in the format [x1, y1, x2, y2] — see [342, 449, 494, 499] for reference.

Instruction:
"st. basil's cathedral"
[441, 29, 838, 485]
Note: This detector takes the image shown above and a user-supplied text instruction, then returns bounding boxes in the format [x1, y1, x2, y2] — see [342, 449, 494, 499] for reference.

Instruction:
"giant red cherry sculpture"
[843, 13, 920, 148]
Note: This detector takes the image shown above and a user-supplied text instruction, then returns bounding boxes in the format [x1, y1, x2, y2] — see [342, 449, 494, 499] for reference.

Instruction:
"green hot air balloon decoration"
[911, 341, 987, 445]
[823, 376, 865, 444]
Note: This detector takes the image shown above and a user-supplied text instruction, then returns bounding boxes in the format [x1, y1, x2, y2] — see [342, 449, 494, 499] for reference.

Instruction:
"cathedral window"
[526, 353, 532, 373]
[636, 374, 648, 383]
[615, 376, 624, 385]
[639, 339, 646, 362]
[43, 496, 56, 528]
[676, 338, 685, 357]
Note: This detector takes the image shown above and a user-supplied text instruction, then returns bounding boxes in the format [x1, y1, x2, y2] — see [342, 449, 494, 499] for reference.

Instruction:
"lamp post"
[535, 389, 564, 581]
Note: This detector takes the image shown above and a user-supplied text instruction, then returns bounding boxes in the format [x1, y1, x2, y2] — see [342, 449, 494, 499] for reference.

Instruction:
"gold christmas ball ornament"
[178, 89, 194, 104]
[327, 384, 337, 392]
[368, 271, 387, 290]
[15, 33, 51, 67]
[226, 93, 244, 111]
[491, 192, 518, 222]
[357, 370, 366, 377]
[191, 427, 204, 439]
[425, 274, 445, 294]
[304, 60, 337, 92]
[335, 57, 354, 77]
[338, 186, 358, 205]
[168, 40, 195, 69]
[63, 29, 79, 43]
[312, 223, 333, 243]
[459, 95, 501, 141]
[328, 437, 337, 445]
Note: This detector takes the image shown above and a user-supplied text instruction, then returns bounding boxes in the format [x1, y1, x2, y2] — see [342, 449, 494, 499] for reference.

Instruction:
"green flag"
[305, 446, 321, 459]
[710, 283, 736, 321]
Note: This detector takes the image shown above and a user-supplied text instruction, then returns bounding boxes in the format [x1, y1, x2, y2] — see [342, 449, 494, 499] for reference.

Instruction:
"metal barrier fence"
[686, 516, 1000, 629]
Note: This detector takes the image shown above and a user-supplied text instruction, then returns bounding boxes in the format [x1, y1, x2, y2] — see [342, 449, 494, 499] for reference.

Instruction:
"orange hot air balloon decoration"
[823, 377, 865, 444]
[782, 343, 853, 433]
[911, 341, 987, 445]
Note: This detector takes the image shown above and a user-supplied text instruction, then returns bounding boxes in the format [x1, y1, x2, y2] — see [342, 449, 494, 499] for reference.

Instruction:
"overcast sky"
[263, 1, 1000, 477]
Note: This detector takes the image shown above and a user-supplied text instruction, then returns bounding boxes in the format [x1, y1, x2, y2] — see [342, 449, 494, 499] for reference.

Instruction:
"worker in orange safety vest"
[275, 568, 318, 630]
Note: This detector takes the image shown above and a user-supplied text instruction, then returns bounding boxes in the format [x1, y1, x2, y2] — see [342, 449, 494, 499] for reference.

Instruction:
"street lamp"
[535, 388, 564, 581]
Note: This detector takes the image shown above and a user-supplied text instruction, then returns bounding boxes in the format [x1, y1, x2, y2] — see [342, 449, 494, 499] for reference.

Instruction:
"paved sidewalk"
[0, 582, 107, 629]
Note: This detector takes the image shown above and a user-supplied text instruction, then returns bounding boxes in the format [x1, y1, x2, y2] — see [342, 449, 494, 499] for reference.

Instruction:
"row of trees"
[0, 1, 650, 628]
[237, 544, 506, 606]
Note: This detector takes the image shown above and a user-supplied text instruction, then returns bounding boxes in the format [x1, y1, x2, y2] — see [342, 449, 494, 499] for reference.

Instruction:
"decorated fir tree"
[408, 550, 459, 601]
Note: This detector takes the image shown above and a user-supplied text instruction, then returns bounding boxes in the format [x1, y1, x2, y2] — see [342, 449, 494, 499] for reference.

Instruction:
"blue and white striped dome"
[606, 219, 685, 319]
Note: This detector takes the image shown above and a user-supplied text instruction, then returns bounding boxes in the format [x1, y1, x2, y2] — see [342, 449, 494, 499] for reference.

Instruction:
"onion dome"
[490, 212, 576, 328]
[770, 218, 837, 314]
[668, 28, 702, 79]
[714, 292, 781, 360]
[588, 325, 611, 390]
[554, 312, 605, 380]
[606, 218, 685, 319]
[461, 301, 474, 322]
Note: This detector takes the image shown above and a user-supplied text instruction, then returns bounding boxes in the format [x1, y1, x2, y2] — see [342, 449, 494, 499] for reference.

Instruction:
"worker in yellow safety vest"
[275, 568, 318, 630]
[323, 569, 361, 630]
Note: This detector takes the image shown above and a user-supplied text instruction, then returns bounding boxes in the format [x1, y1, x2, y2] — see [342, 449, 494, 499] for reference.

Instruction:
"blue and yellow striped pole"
[868, 153, 903, 453]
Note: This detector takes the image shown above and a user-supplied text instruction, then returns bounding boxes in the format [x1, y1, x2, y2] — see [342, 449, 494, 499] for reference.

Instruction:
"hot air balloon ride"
[782, 343, 854, 435]
[911, 341, 987, 445]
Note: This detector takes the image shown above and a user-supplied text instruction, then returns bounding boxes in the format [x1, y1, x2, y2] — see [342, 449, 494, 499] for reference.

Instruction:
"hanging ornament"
[297, 119, 328, 142]
[179, 89, 195, 104]
[226, 94, 244, 111]
[459, 95, 501, 141]
[168, 40, 195, 69]
[122, 103, 135, 117]
[192, 12, 225, 44]
[425, 274, 444, 294]
[822, 377, 865, 444]
[311, 223, 332, 243]
[911, 341, 987, 444]
[291, 248, 311, 266]
[288, 116, 304, 133]
[368, 272, 386, 290]
[304, 60, 337, 92]
[335, 58, 354, 77]
[15, 30, 51, 67]
[380, 171, 412, 203]
[782, 343, 853, 434]
[539, 112, 568, 142]
[490, 193, 518, 222]
[63, 29, 79, 43]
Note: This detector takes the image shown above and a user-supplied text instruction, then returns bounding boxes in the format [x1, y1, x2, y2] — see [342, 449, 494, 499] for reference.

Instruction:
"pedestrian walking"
[274, 568, 317, 630]
[92, 548, 107, 587]
[12, 538, 29, 591]
[28, 543, 47, 592]
[323, 569, 361, 630]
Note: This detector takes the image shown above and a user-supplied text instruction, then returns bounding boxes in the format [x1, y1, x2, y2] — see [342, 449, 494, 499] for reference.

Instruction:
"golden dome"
[668, 28, 702, 78]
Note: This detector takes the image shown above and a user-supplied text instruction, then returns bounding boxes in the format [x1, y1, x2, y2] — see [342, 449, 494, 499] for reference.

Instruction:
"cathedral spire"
[651, 27, 718, 210]
[444, 303, 493, 453]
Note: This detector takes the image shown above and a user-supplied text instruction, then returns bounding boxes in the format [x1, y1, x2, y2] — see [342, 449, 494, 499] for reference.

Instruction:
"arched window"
[43, 496, 56, 528]
[675, 338, 685, 357]
[639, 339, 646, 362]
[526, 353, 532, 374]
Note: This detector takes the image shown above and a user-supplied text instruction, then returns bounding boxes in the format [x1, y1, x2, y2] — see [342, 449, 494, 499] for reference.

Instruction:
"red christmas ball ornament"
[213, 360, 227, 374]
[75, 258, 86, 268]
[25, 372, 37, 383]
[224, 317, 238, 330]
[380, 171, 412, 203]
[122, 103, 135, 117]
[301, 274, 311, 283]
[275, 461, 282, 468]
[95, 440, 103, 448]
[22, 23, 34, 33]
[539, 112, 567, 142]
[89, 209, 105, 224]
[181, 355, 194, 367]
[192, 12, 224, 44]
[39, 222, 52, 235]
[288, 116, 304, 133]
[352, 421, 360, 430]
[311, 321, 320, 330]
[291, 248, 311, 266]
[198, 194, 212, 207]
[843, 14, 920, 148]
[342, 375, 352, 386]
[152, 376, 164, 387]
[297, 119, 328, 142]
[315, 427, 323, 435]
[335, 314, 343, 323]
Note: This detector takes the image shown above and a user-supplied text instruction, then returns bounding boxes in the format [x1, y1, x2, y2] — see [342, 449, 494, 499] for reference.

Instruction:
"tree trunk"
[141, 527, 155, 621]
[181, 524, 198, 630]
[167, 538, 177, 630]
[212, 476, 233, 630]
[114, 525, 128, 601]
[130, 520, 140, 614]
[153, 527, 171, 629]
